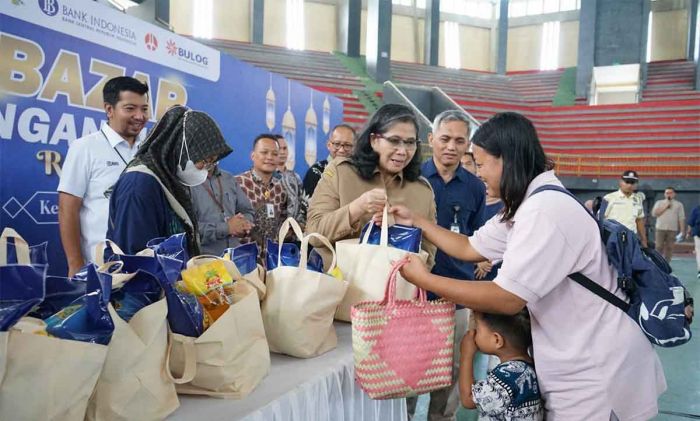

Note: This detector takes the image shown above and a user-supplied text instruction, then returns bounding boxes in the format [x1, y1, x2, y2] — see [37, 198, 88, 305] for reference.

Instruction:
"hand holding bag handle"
[0, 228, 30, 265]
[275, 218, 305, 268]
[382, 256, 428, 307]
[360, 205, 390, 247]
[300, 233, 337, 274]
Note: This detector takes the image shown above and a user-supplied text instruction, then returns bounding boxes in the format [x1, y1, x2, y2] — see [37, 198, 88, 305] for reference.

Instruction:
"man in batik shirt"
[236, 134, 288, 262]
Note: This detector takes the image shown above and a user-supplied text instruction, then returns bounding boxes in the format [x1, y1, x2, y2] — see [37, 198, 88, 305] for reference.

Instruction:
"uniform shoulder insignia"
[323, 167, 336, 179]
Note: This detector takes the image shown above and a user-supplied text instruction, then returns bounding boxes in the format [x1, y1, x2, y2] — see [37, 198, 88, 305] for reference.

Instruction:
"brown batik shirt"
[235, 169, 288, 261]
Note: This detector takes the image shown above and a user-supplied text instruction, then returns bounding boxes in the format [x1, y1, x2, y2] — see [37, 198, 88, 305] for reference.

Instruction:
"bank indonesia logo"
[38, 0, 59, 16]
[145, 33, 158, 52]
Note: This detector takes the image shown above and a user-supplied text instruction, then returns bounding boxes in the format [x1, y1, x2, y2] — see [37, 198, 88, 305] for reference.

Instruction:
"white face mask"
[176, 112, 208, 187]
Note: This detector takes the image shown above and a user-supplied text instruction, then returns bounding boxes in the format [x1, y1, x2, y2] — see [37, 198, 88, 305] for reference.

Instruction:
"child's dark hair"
[480, 309, 532, 351]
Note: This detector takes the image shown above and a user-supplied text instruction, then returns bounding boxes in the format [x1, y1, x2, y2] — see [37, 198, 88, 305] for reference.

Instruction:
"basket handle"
[382, 255, 427, 306]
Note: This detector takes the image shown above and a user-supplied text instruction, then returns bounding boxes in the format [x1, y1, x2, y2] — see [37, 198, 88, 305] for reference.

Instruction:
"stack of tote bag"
[0, 228, 109, 420]
[262, 218, 348, 358]
[167, 254, 270, 398]
[335, 206, 429, 321]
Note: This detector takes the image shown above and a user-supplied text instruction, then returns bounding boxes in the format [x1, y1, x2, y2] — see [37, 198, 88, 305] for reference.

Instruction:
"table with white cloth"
[169, 322, 408, 421]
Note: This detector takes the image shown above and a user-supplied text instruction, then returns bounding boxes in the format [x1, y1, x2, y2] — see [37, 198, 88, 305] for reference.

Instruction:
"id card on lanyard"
[450, 205, 461, 233]
[266, 203, 275, 219]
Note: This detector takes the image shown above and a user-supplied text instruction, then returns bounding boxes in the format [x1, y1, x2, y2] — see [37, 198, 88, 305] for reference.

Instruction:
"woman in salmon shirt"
[387, 112, 667, 420]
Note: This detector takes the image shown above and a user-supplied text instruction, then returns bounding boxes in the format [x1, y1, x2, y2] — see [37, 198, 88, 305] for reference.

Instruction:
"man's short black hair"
[253, 133, 280, 149]
[102, 76, 149, 106]
[665, 187, 675, 192]
[480, 309, 532, 351]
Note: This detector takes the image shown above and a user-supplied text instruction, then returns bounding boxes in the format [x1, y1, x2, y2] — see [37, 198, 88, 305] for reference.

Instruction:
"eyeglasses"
[329, 141, 354, 151]
[622, 179, 637, 185]
[201, 157, 218, 171]
[375, 134, 419, 150]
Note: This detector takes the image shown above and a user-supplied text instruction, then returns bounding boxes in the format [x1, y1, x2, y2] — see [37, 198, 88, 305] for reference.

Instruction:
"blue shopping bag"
[45, 264, 114, 344]
[359, 222, 422, 253]
[30, 275, 87, 320]
[102, 263, 163, 323]
[266, 239, 324, 273]
[222, 242, 259, 275]
[0, 228, 47, 331]
[146, 233, 189, 268]
[0, 263, 47, 331]
[152, 253, 205, 337]
[0, 228, 48, 265]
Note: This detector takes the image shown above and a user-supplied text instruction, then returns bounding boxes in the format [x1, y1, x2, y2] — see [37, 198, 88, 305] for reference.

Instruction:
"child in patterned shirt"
[459, 309, 543, 420]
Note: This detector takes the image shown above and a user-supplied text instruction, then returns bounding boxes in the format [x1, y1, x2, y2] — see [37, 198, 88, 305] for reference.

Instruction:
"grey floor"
[413, 256, 700, 421]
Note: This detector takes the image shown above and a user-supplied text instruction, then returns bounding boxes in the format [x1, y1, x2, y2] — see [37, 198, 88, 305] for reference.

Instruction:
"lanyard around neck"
[203, 176, 225, 213]
[101, 129, 129, 166]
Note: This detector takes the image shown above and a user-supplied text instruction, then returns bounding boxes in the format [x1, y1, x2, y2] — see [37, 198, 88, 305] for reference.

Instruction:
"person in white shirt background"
[57, 76, 149, 277]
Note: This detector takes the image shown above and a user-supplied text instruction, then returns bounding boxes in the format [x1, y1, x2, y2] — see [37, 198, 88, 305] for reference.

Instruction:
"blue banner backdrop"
[0, 0, 343, 276]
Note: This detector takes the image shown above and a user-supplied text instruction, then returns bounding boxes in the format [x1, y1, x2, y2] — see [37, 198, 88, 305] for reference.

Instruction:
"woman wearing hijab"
[107, 105, 232, 255]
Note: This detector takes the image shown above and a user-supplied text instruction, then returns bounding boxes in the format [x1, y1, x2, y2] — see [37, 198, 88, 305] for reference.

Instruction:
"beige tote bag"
[262, 219, 348, 358]
[85, 261, 179, 421]
[335, 206, 428, 321]
[167, 255, 270, 398]
[0, 325, 107, 420]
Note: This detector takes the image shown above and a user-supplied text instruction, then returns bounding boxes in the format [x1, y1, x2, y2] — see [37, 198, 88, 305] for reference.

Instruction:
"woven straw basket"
[351, 256, 455, 400]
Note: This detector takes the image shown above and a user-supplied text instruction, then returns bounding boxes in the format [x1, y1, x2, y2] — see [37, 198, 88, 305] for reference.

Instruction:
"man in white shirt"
[652, 187, 686, 262]
[58, 76, 149, 276]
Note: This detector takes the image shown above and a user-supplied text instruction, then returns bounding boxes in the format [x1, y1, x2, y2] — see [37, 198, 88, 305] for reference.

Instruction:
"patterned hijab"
[130, 105, 233, 255]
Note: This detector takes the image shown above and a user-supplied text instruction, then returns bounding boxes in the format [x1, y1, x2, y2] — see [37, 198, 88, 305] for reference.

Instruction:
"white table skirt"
[169, 323, 407, 421]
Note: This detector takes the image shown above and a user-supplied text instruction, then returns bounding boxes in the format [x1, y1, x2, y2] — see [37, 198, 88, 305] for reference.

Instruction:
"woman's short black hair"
[351, 104, 422, 181]
[471, 112, 553, 221]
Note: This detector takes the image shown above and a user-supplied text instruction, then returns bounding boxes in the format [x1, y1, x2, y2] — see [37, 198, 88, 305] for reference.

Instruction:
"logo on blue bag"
[38, 0, 59, 16]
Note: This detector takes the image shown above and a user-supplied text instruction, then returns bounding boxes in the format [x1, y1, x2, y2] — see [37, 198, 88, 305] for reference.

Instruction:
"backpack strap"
[530, 185, 631, 313]
[530, 185, 596, 221]
[568, 272, 631, 312]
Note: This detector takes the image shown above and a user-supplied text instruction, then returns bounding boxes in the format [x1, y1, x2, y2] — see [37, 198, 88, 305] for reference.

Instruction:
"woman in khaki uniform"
[306, 104, 437, 268]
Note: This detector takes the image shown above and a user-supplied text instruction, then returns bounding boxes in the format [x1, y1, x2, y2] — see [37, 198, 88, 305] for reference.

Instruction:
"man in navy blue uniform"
[412, 110, 485, 421]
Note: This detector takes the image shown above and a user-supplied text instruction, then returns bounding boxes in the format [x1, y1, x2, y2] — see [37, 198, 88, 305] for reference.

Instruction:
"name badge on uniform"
[266, 203, 275, 219]
[450, 223, 460, 234]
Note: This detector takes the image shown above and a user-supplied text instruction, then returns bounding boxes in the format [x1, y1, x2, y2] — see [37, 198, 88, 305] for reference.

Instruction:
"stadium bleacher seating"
[201, 39, 699, 178]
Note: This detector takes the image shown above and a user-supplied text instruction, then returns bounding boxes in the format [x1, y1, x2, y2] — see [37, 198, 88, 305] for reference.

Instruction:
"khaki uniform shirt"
[603, 190, 645, 233]
[306, 157, 437, 269]
[652, 199, 685, 232]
